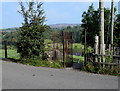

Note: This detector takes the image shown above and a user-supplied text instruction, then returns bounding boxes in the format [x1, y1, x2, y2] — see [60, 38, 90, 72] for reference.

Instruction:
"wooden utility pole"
[110, 0, 114, 52]
[99, 0, 105, 62]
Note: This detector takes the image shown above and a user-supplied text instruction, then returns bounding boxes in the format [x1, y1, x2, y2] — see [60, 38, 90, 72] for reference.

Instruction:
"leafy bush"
[105, 56, 113, 63]
[97, 67, 109, 74]
[98, 67, 120, 76]
[82, 62, 120, 76]
[82, 62, 96, 73]
[86, 46, 94, 53]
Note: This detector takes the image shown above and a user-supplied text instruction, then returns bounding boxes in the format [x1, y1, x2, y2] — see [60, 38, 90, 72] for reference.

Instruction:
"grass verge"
[0, 49, 20, 60]
[21, 58, 63, 68]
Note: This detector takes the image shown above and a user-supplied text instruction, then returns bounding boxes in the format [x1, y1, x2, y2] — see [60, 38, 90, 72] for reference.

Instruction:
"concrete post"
[95, 35, 99, 62]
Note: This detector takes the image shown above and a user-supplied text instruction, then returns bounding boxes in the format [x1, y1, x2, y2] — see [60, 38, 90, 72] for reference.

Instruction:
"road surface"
[2, 60, 118, 89]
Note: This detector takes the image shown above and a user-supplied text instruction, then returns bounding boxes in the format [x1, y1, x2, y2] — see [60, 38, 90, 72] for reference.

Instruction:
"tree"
[81, 4, 113, 47]
[114, 14, 120, 46]
[81, 4, 99, 47]
[17, 2, 47, 59]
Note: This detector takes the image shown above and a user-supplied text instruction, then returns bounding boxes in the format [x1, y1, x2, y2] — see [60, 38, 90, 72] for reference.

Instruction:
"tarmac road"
[2, 60, 118, 89]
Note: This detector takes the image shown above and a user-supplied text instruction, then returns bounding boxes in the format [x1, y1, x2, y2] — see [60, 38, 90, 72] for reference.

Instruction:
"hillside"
[0, 27, 18, 32]
[49, 23, 80, 29]
[0, 24, 80, 32]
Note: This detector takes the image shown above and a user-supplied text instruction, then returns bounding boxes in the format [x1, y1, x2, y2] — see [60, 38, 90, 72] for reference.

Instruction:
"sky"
[0, 1, 119, 29]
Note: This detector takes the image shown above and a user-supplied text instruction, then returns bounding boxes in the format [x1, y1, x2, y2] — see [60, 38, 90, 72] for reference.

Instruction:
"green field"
[0, 49, 20, 60]
[0, 42, 87, 61]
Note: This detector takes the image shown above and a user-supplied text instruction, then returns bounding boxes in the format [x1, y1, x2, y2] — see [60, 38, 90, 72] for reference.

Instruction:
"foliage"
[43, 25, 83, 43]
[114, 14, 120, 46]
[73, 43, 93, 53]
[63, 26, 83, 43]
[86, 46, 94, 53]
[82, 62, 120, 76]
[105, 56, 113, 63]
[82, 62, 96, 73]
[81, 4, 116, 47]
[21, 58, 63, 68]
[2, 31, 19, 46]
[17, 2, 47, 59]
[44, 39, 53, 51]
[44, 39, 53, 44]
[81, 4, 99, 47]
[98, 67, 120, 76]
[43, 26, 54, 39]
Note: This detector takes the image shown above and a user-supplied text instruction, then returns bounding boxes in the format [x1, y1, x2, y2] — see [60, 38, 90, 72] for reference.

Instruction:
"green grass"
[0, 49, 20, 60]
[73, 55, 84, 61]
[69, 55, 84, 63]
[22, 58, 63, 68]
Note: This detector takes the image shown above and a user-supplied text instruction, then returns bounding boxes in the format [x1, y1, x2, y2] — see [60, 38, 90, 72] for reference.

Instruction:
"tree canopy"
[81, 4, 119, 47]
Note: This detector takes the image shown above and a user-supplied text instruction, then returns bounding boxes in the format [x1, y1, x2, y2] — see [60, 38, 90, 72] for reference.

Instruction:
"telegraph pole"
[118, 1, 120, 14]
[99, 0, 105, 64]
[110, 0, 114, 53]
[99, 0, 105, 62]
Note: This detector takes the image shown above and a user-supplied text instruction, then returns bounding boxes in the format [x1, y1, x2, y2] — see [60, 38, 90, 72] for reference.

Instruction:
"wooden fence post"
[102, 44, 106, 68]
[4, 41, 7, 58]
[84, 29, 87, 65]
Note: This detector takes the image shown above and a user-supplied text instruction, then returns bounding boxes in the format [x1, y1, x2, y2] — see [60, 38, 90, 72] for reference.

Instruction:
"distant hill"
[0, 27, 18, 32]
[0, 23, 81, 32]
[49, 23, 80, 29]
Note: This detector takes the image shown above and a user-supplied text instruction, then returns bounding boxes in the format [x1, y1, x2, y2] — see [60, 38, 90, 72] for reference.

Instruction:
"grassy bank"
[0, 49, 20, 60]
